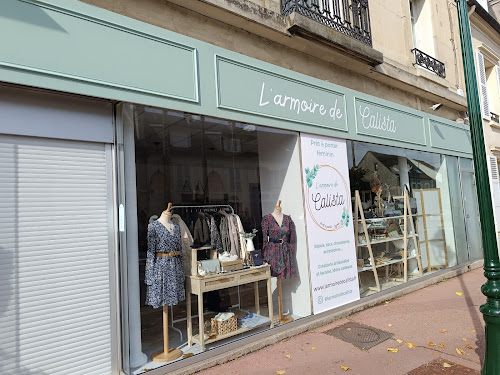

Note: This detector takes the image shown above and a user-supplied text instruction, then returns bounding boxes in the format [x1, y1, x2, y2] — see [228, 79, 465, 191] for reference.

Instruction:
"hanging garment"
[219, 215, 231, 254]
[235, 214, 247, 258]
[222, 212, 238, 256]
[209, 215, 223, 254]
[261, 214, 298, 279]
[193, 213, 210, 246]
[145, 221, 185, 308]
[230, 214, 242, 257]
[171, 214, 194, 275]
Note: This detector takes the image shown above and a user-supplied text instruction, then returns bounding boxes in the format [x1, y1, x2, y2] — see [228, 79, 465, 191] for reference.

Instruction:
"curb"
[147, 259, 484, 375]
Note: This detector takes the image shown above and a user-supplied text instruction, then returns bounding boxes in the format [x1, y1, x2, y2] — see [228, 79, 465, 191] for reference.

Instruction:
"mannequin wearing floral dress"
[145, 210, 185, 308]
[261, 206, 297, 279]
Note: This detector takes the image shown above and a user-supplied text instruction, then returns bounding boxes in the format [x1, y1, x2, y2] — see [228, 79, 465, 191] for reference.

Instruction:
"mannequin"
[147, 202, 183, 363]
[261, 200, 296, 325]
[158, 203, 174, 233]
[272, 200, 284, 227]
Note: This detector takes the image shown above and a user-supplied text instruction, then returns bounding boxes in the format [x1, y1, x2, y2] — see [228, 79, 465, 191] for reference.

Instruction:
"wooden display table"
[186, 264, 274, 351]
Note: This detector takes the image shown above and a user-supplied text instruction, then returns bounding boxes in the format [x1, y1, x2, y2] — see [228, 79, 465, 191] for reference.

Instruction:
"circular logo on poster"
[304, 164, 350, 232]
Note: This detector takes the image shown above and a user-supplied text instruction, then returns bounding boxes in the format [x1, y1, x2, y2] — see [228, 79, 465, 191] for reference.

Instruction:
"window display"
[347, 141, 466, 295]
[124, 104, 310, 372]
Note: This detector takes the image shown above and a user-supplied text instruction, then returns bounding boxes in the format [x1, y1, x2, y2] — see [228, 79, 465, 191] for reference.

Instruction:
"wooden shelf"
[358, 233, 418, 246]
[353, 190, 424, 292]
[357, 215, 406, 222]
[191, 322, 270, 346]
[358, 255, 418, 272]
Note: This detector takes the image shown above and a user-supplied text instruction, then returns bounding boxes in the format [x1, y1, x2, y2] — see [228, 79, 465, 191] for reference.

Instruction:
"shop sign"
[355, 98, 427, 145]
[216, 57, 348, 131]
[300, 134, 360, 314]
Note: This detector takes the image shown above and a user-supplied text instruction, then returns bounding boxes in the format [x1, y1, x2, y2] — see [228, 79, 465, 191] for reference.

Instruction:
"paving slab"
[195, 268, 486, 375]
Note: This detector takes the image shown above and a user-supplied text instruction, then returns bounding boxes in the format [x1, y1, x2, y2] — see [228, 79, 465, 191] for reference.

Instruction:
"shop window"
[347, 141, 464, 295]
[409, 0, 435, 57]
[476, 50, 500, 121]
[123, 105, 311, 372]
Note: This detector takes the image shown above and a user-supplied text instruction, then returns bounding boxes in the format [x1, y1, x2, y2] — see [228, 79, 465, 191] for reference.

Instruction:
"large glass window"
[347, 141, 469, 296]
[123, 104, 311, 373]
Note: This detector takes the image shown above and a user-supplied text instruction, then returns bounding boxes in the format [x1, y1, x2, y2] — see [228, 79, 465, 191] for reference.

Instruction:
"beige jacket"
[172, 214, 194, 275]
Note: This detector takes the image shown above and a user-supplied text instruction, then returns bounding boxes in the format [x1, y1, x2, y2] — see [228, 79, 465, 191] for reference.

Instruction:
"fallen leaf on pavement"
[388, 324, 393, 327]
[456, 348, 466, 355]
[472, 329, 476, 333]
[462, 338, 468, 342]
[340, 365, 350, 371]
[285, 354, 291, 359]
[439, 344, 445, 348]
[432, 351, 439, 355]
[388, 359, 393, 363]
[387, 348, 398, 353]
[311, 346, 317, 350]
[385, 301, 390, 305]
[276, 371, 286, 375]
[141, 370, 153, 373]
[396, 339, 403, 344]
[405, 342, 416, 349]
[466, 344, 473, 350]
[428, 341, 435, 346]
[440, 329, 447, 333]
[346, 328, 351, 331]
[182, 353, 193, 359]
[443, 363, 452, 368]
[456, 292, 463, 296]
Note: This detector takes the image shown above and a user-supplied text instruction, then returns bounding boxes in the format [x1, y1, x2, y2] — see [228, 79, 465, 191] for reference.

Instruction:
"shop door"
[0, 135, 115, 375]
[459, 159, 483, 261]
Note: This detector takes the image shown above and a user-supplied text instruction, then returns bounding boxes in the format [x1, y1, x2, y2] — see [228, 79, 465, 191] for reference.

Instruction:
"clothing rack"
[169, 203, 244, 334]
[170, 204, 234, 214]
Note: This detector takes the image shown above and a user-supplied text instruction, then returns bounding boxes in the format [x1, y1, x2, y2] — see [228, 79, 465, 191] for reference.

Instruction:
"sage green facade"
[1, 0, 472, 157]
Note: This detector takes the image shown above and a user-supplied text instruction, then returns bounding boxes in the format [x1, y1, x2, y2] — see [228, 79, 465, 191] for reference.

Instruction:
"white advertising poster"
[300, 133, 360, 314]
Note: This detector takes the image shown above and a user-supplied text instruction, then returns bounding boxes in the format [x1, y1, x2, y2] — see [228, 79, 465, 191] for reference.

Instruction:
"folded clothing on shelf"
[237, 313, 270, 329]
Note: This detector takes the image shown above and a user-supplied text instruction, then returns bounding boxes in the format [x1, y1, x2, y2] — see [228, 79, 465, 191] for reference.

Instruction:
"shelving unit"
[186, 264, 273, 351]
[354, 190, 423, 292]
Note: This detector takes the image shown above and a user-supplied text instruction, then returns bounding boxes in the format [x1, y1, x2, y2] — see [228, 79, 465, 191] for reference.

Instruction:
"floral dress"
[145, 220, 185, 308]
[261, 214, 297, 279]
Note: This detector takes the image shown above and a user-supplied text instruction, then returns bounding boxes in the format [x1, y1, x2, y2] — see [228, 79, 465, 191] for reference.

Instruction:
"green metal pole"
[455, 1, 500, 373]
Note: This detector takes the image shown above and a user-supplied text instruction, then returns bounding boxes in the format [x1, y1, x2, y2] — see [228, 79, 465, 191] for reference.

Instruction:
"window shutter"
[488, 156, 500, 231]
[477, 51, 491, 120]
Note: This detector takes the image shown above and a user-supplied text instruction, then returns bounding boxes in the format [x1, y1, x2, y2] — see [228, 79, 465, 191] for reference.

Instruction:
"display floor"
[135, 280, 302, 374]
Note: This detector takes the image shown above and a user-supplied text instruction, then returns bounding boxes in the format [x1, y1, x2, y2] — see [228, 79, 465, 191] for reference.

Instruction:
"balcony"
[281, 0, 372, 47]
[411, 48, 446, 79]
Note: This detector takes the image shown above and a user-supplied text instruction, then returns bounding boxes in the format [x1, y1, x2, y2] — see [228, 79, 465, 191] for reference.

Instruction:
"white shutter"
[477, 51, 491, 120]
[0, 135, 113, 375]
[488, 156, 500, 231]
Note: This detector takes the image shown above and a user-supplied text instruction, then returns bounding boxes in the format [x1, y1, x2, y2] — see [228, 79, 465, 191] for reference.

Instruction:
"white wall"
[258, 130, 312, 318]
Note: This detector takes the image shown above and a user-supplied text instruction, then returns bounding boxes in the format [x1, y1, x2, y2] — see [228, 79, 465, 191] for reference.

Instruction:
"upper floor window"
[409, 0, 435, 56]
[476, 50, 500, 121]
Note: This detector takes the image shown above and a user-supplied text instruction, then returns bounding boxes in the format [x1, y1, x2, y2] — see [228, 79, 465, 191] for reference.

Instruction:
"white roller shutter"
[477, 51, 491, 120]
[0, 135, 113, 375]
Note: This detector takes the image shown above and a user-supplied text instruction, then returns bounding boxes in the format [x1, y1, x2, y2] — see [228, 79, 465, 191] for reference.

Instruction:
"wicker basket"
[211, 315, 237, 336]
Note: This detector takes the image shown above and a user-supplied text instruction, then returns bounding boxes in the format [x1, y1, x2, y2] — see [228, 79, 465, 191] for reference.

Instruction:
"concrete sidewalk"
[196, 268, 486, 375]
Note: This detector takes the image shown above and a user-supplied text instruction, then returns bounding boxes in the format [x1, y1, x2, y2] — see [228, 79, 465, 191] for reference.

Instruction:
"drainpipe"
[456, 1, 500, 374]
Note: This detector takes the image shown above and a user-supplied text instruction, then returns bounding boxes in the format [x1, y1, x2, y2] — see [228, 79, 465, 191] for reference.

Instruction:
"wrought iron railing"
[411, 48, 446, 78]
[281, 0, 372, 47]
[491, 112, 499, 123]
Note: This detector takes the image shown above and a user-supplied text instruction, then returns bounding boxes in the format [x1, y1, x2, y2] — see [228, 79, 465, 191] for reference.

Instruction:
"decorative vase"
[246, 238, 255, 251]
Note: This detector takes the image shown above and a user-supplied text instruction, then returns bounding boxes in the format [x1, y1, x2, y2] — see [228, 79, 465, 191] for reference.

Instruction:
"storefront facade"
[0, 1, 481, 375]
